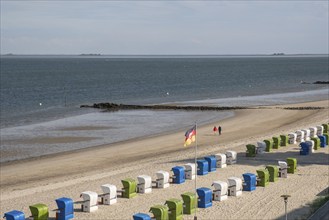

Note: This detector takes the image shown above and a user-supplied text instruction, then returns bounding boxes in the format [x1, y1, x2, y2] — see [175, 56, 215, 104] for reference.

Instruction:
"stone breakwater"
[80, 103, 326, 111]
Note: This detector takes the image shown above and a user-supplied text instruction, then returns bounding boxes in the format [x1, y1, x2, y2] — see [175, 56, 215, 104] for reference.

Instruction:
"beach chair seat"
[149, 205, 169, 220]
[296, 130, 305, 142]
[196, 187, 212, 208]
[171, 166, 185, 184]
[226, 150, 237, 164]
[286, 158, 297, 174]
[137, 175, 152, 194]
[121, 178, 137, 198]
[133, 213, 151, 220]
[266, 165, 279, 182]
[80, 191, 98, 212]
[256, 141, 266, 154]
[280, 135, 289, 146]
[154, 171, 170, 188]
[278, 161, 288, 178]
[29, 203, 49, 220]
[309, 127, 318, 138]
[316, 126, 324, 136]
[197, 160, 208, 175]
[310, 137, 320, 150]
[227, 177, 242, 196]
[318, 135, 327, 147]
[272, 136, 281, 149]
[204, 156, 217, 172]
[212, 181, 228, 201]
[181, 192, 196, 215]
[215, 153, 227, 168]
[100, 184, 117, 205]
[3, 210, 25, 220]
[288, 133, 297, 144]
[242, 173, 256, 191]
[246, 144, 256, 157]
[183, 163, 196, 180]
[263, 139, 273, 152]
[256, 169, 270, 187]
[55, 197, 74, 220]
[165, 198, 183, 220]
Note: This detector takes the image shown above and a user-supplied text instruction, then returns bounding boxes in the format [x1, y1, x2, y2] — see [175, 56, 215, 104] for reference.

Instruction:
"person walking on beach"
[213, 126, 218, 135]
[218, 125, 222, 135]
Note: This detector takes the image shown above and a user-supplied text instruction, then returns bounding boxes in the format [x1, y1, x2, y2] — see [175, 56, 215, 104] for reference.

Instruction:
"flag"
[184, 125, 196, 147]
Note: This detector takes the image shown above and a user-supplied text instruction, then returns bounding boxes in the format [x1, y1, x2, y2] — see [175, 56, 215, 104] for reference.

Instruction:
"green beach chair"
[246, 144, 256, 157]
[181, 192, 196, 215]
[286, 158, 297, 174]
[165, 198, 183, 220]
[322, 124, 329, 134]
[280, 135, 289, 146]
[29, 203, 49, 220]
[272, 136, 281, 149]
[311, 137, 320, 150]
[264, 139, 273, 152]
[149, 205, 169, 220]
[266, 165, 279, 182]
[256, 169, 269, 187]
[323, 133, 329, 145]
[121, 178, 137, 198]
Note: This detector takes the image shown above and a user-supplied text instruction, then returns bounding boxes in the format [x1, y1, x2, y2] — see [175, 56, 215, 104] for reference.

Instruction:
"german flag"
[184, 125, 196, 147]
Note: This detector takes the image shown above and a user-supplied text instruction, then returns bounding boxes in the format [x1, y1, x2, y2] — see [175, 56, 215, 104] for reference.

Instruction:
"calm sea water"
[1, 55, 328, 162]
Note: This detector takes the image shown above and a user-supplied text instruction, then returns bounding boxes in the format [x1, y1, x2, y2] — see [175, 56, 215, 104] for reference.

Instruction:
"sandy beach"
[1, 100, 328, 220]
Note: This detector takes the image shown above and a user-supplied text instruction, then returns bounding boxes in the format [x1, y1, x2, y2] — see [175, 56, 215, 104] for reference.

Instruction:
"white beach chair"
[295, 130, 305, 142]
[137, 175, 152, 194]
[226, 151, 237, 165]
[212, 181, 228, 201]
[288, 133, 297, 144]
[278, 161, 288, 178]
[184, 163, 196, 180]
[302, 129, 311, 141]
[256, 141, 266, 154]
[227, 177, 243, 197]
[305, 140, 315, 153]
[100, 184, 117, 205]
[309, 127, 317, 138]
[215, 153, 227, 168]
[154, 171, 170, 188]
[80, 191, 98, 212]
[316, 126, 324, 136]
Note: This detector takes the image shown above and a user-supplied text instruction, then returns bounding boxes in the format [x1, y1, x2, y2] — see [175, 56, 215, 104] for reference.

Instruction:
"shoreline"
[1, 100, 328, 219]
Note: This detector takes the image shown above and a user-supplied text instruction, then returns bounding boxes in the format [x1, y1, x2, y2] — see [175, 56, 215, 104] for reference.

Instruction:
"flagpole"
[194, 122, 198, 220]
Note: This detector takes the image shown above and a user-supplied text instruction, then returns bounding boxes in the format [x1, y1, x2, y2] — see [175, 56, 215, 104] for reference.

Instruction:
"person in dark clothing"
[218, 126, 222, 135]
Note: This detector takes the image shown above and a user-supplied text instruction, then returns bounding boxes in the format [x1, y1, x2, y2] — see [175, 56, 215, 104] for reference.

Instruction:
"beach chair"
[183, 163, 196, 180]
[196, 187, 212, 208]
[286, 158, 297, 174]
[242, 173, 256, 191]
[296, 130, 305, 142]
[100, 184, 117, 205]
[164, 198, 183, 220]
[227, 177, 242, 197]
[309, 127, 318, 138]
[264, 139, 273, 152]
[272, 136, 281, 149]
[149, 205, 169, 220]
[226, 151, 237, 164]
[171, 166, 185, 184]
[154, 171, 170, 188]
[306, 140, 315, 152]
[181, 192, 196, 215]
[256, 169, 270, 187]
[322, 123, 329, 133]
[55, 197, 74, 220]
[266, 165, 279, 182]
[215, 153, 227, 168]
[280, 135, 289, 146]
[288, 133, 297, 144]
[137, 175, 152, 194]
[310, 137, 320, 150]
[256, 141, 266, 154]
[300, 142, 310, 155]
[246, 144, 256, 157]
[80, 191, 98, 212]
[316, 125, 324, 136]
[318, 135, 327, 147]
[302, 129, 311, 141]
[278, 161, 288, 178]
[322, 133, 329, 145]
[29, 203, 49, 220]
[204, 156, 216, 172]
[121, 178, 137, 198]
[197, 160, 208, 175]
[212, 181, 228, 201]
[3, 210, 25, 220]
[133, 213, 151, 220]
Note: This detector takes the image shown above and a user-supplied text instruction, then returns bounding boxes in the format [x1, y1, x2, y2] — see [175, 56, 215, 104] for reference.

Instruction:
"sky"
[1, 1, 328, 55]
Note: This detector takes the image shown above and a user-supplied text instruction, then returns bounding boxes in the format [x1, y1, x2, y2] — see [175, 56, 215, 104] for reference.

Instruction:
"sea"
[1, 55, 328, 162]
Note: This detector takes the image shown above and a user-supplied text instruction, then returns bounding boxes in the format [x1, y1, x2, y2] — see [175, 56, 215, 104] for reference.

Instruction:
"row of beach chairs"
[133, 157, 297, 220]
[246, 123, 328, 157]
